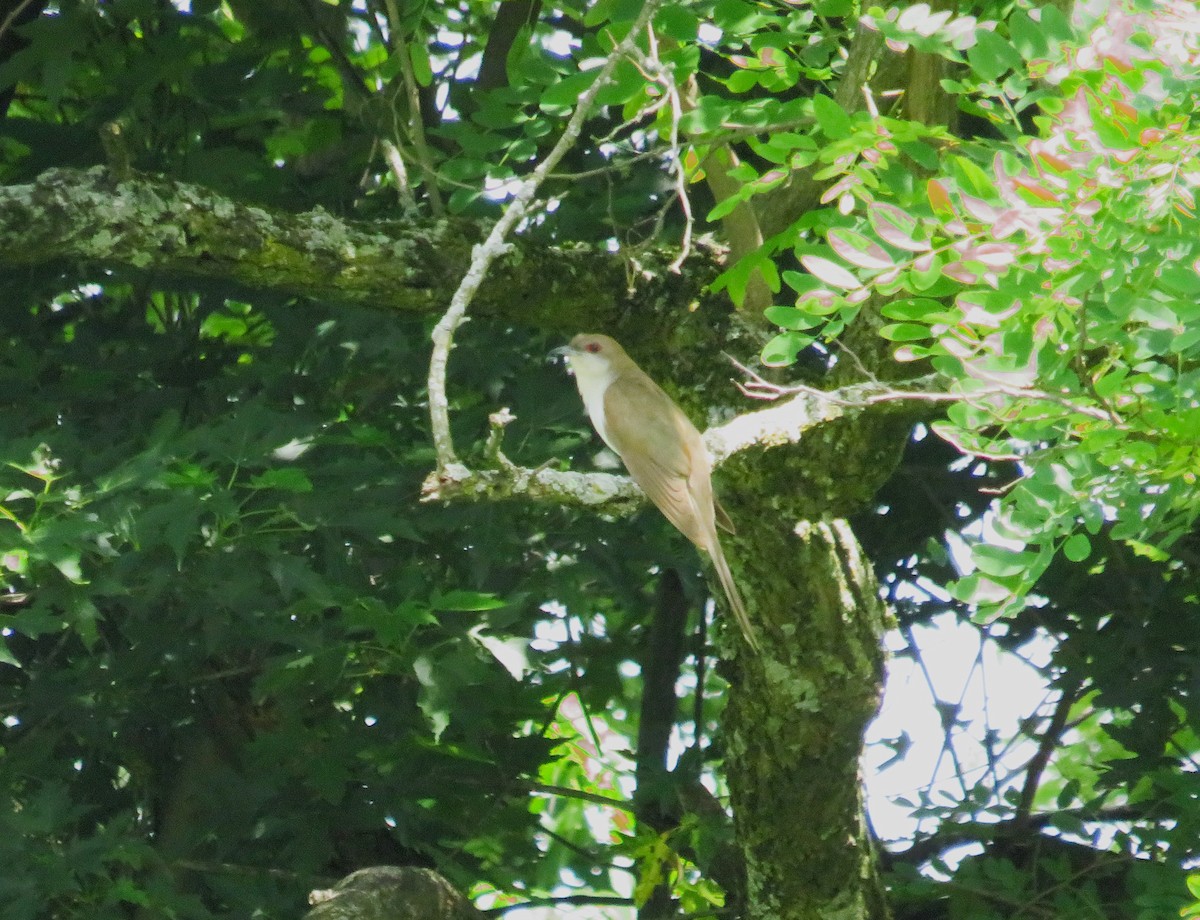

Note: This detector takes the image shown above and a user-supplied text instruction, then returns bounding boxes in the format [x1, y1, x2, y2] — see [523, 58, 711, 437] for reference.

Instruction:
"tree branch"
[0, 166, 638, 324]
[423, 373, 944, 511]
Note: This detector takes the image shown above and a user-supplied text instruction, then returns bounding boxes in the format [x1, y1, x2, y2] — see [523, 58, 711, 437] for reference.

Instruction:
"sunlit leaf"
[800, 254, 862, 290]
[868, 202, 929, 251]
[828, 228, 895, 270]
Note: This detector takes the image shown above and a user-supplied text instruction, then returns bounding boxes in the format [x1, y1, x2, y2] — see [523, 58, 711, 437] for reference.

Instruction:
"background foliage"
[1, 0, 1199, 918]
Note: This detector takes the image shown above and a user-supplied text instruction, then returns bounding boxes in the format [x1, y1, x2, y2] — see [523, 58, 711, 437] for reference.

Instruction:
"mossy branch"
[0, 166, 634, 326]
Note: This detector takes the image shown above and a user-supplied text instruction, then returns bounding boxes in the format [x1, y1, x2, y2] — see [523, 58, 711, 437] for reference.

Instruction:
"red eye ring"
[584, 342, 601, 353]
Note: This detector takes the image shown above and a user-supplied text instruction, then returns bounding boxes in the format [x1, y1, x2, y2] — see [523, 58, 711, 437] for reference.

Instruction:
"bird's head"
[552, 333, 629, 382]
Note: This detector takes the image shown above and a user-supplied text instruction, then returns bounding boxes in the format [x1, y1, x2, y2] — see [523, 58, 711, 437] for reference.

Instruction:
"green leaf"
[655, 5, 698, 41]
[248, 468, 314, 492]
[1186, 873, 1200, 899]
[972, 543, 1032, 579]
[881, 323, 930, 342]
[765, 305, 821, 330]
[1035, 5, 1075, 44]
[1063, 533, 1091, 562]
[762, 331, 813, 366]
[812, 93, 852, 140]
[0, 637, 20, 669]
[413, 655, 451, 741]
[409, 44, 433, 87]
[967, 30, 1023, 82]
[433, 590, 508, 612]
[1009, 10, 1050, 62]
[881, 297, 943, 321]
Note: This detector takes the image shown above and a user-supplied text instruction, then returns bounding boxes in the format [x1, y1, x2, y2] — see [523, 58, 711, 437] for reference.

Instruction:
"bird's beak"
[548, 344, 574, 364]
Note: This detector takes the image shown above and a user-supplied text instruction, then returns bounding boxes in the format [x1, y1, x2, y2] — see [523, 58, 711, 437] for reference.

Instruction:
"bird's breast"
[569, 359, 617, 452]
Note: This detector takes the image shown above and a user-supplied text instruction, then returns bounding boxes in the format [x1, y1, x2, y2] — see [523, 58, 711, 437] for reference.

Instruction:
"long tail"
[710, 542, 762, 654]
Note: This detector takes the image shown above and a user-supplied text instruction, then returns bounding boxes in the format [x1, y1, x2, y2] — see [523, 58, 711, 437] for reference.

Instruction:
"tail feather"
[710, 543, 761, 654]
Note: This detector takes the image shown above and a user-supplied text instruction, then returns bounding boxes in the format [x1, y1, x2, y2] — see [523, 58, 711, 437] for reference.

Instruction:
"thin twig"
[382, 0, 445, 215]
[426, 0, 665, 470]
[0, 0, 37, 44]
[485, 894, 635, 915]
[525, 780, 636, 812]
[629, 36, 695, 272]
[1013, 684, 1079, 829]
[728, 355, 1116, 423]
[380, 138, 418, 211]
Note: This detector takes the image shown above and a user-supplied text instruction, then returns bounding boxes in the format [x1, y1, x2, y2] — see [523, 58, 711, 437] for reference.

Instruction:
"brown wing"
[602, 370, 712, 549]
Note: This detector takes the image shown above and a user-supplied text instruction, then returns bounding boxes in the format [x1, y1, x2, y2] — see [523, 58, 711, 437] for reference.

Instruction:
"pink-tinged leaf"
[868, 202, 929, 252]
[967, 243, 1017, 268]
[993, 152, 1018, 204]
[1111, 97, 1138, 121]
[820, 174, 861, 204]
[895, 344, 931, 362]
[1045, 257, 1081, 273]
[1012, 175, 1059, 204]
[992, 209, 1024, 239]
[828, 228, 895, 270]
[801, 255, 862, 290]
[838, 194, 854, 215]
[942, 261, 980, 284]
[959, 192, 999, 223]
[1033, 149, 1073, 174]
[943, 17, 978, 49]
[1140, 127, 1166, 146]
[799, 289, 841, 311]
[927, 179, 954, 215]
[896, 3, 930, 30]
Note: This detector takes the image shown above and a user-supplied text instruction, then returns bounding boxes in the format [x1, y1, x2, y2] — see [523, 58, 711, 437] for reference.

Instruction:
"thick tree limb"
[306, 866, 485, 920]
[0, 166, 636, 325]
[423, 374, 944, 510]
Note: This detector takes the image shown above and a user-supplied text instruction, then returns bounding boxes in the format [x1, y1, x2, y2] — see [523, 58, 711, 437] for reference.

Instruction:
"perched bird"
[557, 333, 760, 652]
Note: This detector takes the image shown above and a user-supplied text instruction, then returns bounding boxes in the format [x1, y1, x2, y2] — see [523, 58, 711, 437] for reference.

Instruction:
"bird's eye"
[584, 342, 601, 353]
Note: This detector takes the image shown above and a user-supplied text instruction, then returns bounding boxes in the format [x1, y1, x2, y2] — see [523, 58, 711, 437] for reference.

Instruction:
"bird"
[556, 333, 760, 652]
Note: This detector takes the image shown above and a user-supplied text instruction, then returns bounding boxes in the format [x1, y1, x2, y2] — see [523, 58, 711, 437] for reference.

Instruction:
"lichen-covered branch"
[423, 374, 945, 514]
[705, 373, 943, 463]
[420, 457, 644, 515]
[306, 866, 484, 920]
[0, 166, 634, 326]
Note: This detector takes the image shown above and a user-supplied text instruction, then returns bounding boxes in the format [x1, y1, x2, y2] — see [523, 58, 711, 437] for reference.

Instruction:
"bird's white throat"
[567, 351, 617, 449]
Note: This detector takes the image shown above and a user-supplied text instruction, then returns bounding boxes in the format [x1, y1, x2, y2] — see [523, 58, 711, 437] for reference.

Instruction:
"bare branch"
[0, 0, 39, 44]
[426, 0, 666, 469]
[382, 0, 446, 216]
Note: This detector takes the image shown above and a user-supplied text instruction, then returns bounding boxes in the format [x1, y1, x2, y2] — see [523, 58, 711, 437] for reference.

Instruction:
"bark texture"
[305, 867, 485, 920]
[724, 516, 890, 920]
[0, 166, 642, 329]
